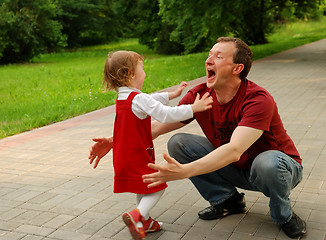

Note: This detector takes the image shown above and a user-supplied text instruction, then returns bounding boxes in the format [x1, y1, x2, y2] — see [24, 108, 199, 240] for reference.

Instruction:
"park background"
[1, 0, 326, 139]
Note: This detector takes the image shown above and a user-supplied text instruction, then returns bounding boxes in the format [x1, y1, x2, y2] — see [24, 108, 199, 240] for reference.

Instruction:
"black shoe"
[198, 192, 246, 220]
[281, 212, 306, 239]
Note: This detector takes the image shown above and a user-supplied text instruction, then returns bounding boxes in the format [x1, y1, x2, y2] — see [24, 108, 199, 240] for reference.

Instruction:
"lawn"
[1, 17, 326, 139]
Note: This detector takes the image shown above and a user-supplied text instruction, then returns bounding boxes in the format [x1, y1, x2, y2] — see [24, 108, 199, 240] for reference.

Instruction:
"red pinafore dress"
[113, 92, 168, 194]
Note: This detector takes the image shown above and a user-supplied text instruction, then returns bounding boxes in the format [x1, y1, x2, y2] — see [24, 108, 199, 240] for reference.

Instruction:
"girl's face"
[130, 60, 146, 90]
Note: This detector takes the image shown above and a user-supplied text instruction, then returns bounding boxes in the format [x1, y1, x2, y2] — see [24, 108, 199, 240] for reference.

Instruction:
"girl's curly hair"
[103, 50, 143, 91]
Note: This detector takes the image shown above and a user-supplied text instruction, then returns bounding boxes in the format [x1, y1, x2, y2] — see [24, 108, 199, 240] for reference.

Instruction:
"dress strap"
[127, 91, 139, 101]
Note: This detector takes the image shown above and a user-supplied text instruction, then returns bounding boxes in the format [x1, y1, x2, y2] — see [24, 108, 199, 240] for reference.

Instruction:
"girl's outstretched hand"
[143, 153, 187, 188]
[169, 81, 188, 100]
[88, 137, 113, 168]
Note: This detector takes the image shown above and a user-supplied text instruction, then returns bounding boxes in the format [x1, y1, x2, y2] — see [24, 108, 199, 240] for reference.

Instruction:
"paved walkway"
[1, 39, 326, 240]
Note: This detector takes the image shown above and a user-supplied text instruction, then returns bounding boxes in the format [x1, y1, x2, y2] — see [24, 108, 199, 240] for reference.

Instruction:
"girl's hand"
[191, 92, 213, 113]
[88, 137, 113, 168]
[169, 81, 188, 100]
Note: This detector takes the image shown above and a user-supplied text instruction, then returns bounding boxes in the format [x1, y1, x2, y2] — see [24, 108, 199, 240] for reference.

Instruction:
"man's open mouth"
[207, 69, 215, 78]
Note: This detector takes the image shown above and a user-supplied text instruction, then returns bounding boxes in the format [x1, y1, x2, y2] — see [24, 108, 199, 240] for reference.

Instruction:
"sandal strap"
[143, 217, 162, 232]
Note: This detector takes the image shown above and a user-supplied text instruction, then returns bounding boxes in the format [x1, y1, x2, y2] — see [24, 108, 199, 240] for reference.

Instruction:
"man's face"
[205, 41, 236, 89]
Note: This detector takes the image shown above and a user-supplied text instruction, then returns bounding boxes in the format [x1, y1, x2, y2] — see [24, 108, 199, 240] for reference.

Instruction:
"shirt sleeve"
[132, 93, 193, 123]
[150, 92, 169, 105]
[238, 92, 275, 131]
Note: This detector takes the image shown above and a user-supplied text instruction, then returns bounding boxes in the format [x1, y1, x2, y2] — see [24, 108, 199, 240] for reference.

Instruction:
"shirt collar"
[118, 86, 141, 94]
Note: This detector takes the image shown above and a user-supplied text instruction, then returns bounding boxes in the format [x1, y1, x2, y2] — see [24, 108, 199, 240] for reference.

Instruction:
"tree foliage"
[0, 0, 121, 63]
[134, 0, 184, 54]
[0, 0, 324, 63]
[56, 0, 120, 47]
[156, 0, 324, 53]
[0, 0, 66, 63]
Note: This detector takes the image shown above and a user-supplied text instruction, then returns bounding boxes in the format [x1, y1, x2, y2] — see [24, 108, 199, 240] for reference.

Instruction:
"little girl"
[89, 50, 212, 239]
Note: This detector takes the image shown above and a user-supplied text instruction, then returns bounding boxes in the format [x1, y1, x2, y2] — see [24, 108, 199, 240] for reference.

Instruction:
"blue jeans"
[167, 133, 303, 224]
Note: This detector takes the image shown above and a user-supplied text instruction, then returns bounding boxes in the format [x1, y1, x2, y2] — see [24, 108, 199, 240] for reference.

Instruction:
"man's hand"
[88, 137, 113, 168]
[143, 153, 187, 188]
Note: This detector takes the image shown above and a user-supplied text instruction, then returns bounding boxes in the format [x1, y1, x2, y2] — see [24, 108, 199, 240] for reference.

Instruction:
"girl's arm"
[150, 81, 188, 105]
[134, 92, 212, 123]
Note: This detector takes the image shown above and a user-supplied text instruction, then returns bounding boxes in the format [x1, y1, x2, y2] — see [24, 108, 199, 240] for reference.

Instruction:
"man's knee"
[168, 133, 206, 164]
[167, 133, 189, 163]
[250, 151, 280, 184]
[168, 133, 215, 164]
[250, 150, 298, 191]
[167, 133, 185, 154]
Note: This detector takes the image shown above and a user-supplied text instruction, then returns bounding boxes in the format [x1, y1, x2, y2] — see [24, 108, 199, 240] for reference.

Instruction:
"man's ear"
[233, 64, 244, 75]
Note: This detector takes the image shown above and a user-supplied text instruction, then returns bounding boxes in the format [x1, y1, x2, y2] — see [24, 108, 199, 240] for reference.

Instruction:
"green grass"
[252, 17, 326, 59]
[1, 16, 326, 139]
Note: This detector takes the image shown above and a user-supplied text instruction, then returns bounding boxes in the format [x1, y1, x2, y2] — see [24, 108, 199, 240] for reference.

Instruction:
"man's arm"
[143, 126, 263, 187]
[151, 120, 186, 139]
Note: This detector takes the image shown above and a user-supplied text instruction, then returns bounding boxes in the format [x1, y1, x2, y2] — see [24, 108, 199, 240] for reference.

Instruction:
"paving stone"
[0, 231, 26, 240]
[43, 214, 76, 229]
[48, 229, 91, 240]
[76, 218, 110, 235]
[20, 235, 44, 240]
[0, 220, 21, 231]
[159, 209, 184, 223]
[27, 212, 59, 226]
[0, 208, 26, 221]
[15, 224, 54, 236]
[156, 231, 184, 240]
[12, 210, 43, 224]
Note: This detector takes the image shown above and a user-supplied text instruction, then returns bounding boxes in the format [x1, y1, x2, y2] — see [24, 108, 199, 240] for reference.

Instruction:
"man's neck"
[214, 79, 242, 105]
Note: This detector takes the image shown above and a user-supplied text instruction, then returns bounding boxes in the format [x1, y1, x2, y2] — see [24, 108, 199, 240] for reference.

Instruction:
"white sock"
[137, 190, 165, 220]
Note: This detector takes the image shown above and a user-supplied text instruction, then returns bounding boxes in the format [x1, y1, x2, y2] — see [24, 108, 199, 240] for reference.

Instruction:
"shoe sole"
[199, 207, 246, 220]
[122, 213, 144, 240]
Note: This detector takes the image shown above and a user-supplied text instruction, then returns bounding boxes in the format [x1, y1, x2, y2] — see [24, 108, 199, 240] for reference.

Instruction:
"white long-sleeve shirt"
[118, 87, 193, 123]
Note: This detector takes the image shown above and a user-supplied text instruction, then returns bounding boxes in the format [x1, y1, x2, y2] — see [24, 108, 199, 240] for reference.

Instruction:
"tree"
[158, 0, 216, 53]
[111, 0, 184, 54]
[135, 0, 184, 54]
[56, 0, 120, 47]
[0, 0, 123, 63]
[292, 0, 323, 19]
[0, 0, 66, 63]
[155, 0, 323, 53]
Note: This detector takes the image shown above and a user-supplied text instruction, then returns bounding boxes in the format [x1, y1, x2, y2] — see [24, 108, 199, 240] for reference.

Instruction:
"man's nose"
[205, 56, 213, 64]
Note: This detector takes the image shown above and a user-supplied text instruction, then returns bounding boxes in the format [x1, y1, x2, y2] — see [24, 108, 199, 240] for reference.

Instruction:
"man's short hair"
[217, 37, 253, 80]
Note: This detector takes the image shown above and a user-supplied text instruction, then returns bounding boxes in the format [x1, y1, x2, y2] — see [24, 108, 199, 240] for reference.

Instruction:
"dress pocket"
[146, 146, 155, 160]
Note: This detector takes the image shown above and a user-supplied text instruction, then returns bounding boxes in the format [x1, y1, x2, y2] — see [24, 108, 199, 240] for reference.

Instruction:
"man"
[142, 37, 306, 239]
[89, 37, 306, 238]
